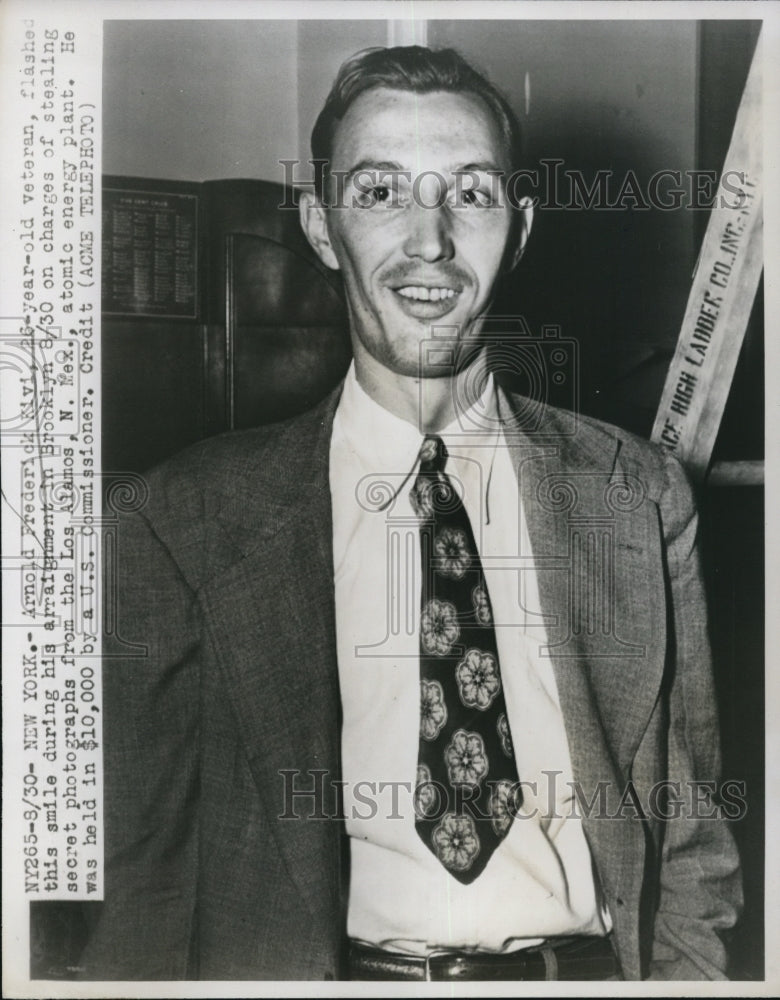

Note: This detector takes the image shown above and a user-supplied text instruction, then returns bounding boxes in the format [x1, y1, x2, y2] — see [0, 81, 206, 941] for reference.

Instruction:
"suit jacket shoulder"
[502, 389, 692, 507]
[131, 390, 339, 589]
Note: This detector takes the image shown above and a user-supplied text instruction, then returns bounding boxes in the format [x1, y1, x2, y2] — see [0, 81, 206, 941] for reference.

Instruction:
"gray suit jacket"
[81, 386, 742, 980]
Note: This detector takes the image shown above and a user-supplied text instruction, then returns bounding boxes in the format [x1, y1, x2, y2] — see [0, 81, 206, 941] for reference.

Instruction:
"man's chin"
[389, 342, 486, 382]
[351, 311, 487, 381]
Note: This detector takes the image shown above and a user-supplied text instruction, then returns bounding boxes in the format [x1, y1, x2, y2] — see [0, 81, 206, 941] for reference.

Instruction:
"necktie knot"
[419, 435, 447, 473]
[411, 437, 456, 520]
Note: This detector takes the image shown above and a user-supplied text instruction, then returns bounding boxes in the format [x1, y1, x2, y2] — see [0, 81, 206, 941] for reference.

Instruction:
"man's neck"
[353, 350, 490, 434]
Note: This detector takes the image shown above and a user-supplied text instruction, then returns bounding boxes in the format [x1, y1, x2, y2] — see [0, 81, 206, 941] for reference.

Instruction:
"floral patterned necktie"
[411, 435, 521, 884]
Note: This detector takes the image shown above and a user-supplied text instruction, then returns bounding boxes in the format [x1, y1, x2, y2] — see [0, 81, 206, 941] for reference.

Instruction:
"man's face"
[302, 88, 527, 380]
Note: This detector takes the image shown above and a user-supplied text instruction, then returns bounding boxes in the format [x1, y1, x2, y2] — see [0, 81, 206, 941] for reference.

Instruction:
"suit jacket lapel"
[200, 390, 344, 922]
[500, 391, 665, 903]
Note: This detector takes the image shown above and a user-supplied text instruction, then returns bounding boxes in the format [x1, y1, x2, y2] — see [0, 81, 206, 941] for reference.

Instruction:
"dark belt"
[348, 935, 619, 981]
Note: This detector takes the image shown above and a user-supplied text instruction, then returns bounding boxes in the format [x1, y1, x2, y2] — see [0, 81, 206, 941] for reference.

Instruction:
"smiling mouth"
[396, 285, 459, 302]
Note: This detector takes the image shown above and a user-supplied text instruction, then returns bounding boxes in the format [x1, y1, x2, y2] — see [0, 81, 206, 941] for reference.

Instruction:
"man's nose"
[402, 200, 455, 263]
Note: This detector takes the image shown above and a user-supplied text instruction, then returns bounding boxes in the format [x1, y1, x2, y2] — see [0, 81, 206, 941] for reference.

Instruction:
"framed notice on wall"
[102, 185, 199, 318]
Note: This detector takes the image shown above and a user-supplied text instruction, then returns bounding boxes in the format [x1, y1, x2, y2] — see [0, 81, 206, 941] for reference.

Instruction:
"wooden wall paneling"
[202, 179, 349, 431]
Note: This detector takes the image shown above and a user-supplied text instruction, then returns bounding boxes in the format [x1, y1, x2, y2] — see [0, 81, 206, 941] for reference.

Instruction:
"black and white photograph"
[1, 1, 776, 994]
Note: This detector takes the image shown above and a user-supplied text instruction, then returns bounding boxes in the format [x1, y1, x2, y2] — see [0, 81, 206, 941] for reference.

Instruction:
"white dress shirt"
[329, 362, 610, 955]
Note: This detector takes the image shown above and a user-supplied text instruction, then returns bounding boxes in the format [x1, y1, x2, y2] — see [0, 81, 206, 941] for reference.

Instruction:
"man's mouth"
[396, 286, 458, 302]
[389, 282, 463, 319]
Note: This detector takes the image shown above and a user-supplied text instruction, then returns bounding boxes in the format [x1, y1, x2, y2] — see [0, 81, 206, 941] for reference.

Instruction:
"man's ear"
[299, 191, 340, 271]
[506, 196, 534, 271]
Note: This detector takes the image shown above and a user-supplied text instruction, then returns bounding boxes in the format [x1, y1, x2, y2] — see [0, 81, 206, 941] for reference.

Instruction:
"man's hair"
[311, 45, 524, 199]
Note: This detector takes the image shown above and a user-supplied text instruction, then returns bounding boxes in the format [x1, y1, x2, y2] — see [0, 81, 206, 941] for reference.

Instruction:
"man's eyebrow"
[337, 160, 507, 187]
[341, 160, 407, 181]
[453, 161, 505, 174]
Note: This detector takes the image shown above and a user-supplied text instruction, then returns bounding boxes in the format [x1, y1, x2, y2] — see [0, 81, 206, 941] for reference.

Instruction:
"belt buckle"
[425, 948, 461, 982]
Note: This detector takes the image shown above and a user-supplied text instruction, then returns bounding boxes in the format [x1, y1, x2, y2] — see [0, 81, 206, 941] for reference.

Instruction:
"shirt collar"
[333, 362, 424, 477]
[333, 362, 501, 522]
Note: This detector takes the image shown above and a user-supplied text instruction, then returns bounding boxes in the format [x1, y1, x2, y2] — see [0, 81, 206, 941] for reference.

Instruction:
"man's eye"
[455, 187, 494, 208]
[356, 185, 394, 207]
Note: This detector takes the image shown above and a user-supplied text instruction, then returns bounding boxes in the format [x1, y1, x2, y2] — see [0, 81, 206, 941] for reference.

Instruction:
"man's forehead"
[330, 87, 507, 173]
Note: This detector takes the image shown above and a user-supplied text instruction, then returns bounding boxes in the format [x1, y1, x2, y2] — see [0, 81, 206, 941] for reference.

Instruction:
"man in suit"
[82, 46, 741, 981]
